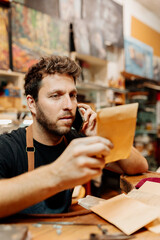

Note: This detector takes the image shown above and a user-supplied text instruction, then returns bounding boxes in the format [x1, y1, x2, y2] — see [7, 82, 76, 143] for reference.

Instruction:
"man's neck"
[31, 122, 64, 146]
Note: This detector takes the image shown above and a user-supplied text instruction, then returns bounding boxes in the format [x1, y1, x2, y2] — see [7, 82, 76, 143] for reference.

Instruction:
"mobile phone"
[72, 107, 84, 133]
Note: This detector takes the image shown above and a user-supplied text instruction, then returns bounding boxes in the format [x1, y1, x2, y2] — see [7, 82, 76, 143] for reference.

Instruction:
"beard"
[35, 103, 72, 137]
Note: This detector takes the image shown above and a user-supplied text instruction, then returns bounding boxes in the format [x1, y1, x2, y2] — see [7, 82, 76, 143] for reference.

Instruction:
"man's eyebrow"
[70, 89, 78, 94]
[47, 89, 77, 95]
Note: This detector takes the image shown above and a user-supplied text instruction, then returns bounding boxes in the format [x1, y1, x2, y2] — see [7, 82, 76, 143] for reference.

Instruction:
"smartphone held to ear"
[72, 107, 84, 133]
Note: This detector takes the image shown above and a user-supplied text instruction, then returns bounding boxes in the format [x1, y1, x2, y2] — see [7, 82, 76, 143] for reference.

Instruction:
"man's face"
[35, 73, 77, 136]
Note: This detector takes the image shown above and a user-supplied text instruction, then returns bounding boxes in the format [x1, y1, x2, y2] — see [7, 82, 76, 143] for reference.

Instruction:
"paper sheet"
[91, 193, 158, 235]
[128, 189, 160, 209]
[78, 195, 105, 210]
[138, 181, 160, 195]
[131, 181, 160, 234]
[146, 218, 160, 234]
[97, 103, 138, 163]
[72, 185, 82, 198]
[127, 188, 160, 234]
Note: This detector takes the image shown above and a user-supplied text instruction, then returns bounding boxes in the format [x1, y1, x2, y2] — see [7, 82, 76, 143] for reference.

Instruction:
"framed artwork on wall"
[83, 0, 124, 49]
[20, 0, 59, 18]
[59, 0, 81, 21]
[11, 2, 69, 73]
[125, 36, 153, 79]
[0, 6, 10, 70]
[73, 19, 90, 55]
[88, 19, 106, 59]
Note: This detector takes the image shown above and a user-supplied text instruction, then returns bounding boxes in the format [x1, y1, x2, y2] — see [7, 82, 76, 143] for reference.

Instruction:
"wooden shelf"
[121, 71, 159, 84]
[142, 82, 160, 91]
[70, 52, 107, 66]
[0, 70, 24, 78]
[136, 129, 157, 135]
[121, 71, 145, 80]
[121, 71, 160, 91]
[71, 51, 126, 109]
[0, 108, 29, 113]
[0, 70, 24, 88]
[77, 82, 128, 93]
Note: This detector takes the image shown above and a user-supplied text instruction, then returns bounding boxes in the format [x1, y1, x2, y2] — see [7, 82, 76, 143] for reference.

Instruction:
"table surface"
[2, 207, 160, 240]
[2, 172, 160, 240]
[120, 171, 160, 193]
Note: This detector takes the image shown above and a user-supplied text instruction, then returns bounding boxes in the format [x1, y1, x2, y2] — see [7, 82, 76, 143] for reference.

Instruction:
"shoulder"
[0, 127, 26, 140]
[0, 127, 27, 178]
[0, 127, 26, 149]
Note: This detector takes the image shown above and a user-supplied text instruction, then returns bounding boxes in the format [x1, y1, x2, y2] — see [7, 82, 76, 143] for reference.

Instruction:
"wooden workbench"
[120, 171, 160, 193]
[2, 208, 160, 239]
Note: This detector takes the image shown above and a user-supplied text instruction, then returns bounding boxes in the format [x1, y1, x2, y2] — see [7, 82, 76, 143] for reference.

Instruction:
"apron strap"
[25, 127, 90, 194]
[26, 124, 35, 171]
[26, 125, 68, 172]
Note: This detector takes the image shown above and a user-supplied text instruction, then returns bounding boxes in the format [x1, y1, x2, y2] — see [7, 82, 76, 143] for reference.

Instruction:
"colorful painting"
[11, 3, 69, 73]
[0, 7, 9, 70]
[125, 36, 153, 79]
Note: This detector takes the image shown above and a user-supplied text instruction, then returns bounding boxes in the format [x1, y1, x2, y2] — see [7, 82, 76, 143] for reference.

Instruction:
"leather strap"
[26, 125, 35, 171]
[25, 127, 90, 195]
[26, 125, 68, 172]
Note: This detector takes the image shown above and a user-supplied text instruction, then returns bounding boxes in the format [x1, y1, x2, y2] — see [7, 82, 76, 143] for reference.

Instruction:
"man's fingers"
[78, 103, 91, 111]
[72, 136, 113, 148]
[71, 137, 113, 158]
[77, 103, 96, 122]
[73, 143, 111, 157]
[85, 168, 103, 179]
[77, 156, 105, 169]
[84, 108, 96, 123]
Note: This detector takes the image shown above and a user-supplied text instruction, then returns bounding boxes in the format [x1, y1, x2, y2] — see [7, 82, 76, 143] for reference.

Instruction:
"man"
[0, 56, 148, 218]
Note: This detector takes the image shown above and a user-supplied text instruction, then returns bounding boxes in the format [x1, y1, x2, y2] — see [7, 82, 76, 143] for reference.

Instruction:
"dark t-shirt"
[0, 127, 83, 214]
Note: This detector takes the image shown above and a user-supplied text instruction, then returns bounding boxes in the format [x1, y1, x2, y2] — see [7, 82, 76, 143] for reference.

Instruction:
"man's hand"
[51, 136, 113, 190]
[78, 103, 97, 136]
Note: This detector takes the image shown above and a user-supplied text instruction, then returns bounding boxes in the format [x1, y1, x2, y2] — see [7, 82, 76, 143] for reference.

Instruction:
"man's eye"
[51, 94, 59, 98]
[71, 93, 77, 99]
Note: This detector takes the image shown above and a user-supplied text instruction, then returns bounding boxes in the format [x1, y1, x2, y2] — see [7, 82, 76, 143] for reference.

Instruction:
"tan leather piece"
[26, 125, 35, 171]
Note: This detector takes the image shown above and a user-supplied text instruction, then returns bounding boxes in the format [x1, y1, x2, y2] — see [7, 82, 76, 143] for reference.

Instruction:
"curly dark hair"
[24, 55, 81, 101]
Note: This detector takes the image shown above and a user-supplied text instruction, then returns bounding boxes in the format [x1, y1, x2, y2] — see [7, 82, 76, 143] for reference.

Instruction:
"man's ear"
[26, 95, 36, 115]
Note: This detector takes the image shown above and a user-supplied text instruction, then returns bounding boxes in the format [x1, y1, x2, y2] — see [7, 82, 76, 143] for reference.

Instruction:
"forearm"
[0, 136, 114, 218]
[117, 146, 148, 175]
[0, 164, 62, 218]
[106, 146, 148, 175]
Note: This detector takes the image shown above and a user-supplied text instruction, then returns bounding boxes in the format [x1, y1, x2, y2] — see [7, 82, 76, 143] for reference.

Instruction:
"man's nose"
[63, 95, 73, 109]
